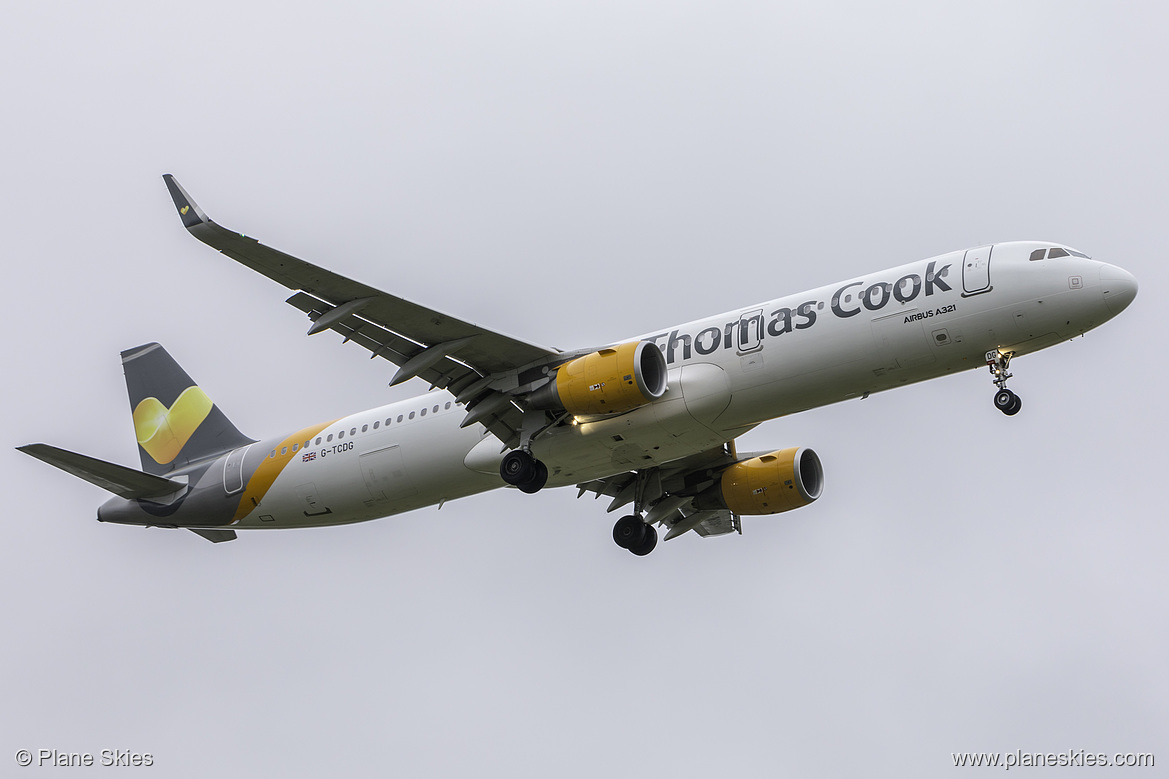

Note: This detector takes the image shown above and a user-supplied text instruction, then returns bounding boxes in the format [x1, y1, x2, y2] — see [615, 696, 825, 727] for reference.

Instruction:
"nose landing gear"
[986, 350, 1022, 416]
[994, 388, 1022, 415]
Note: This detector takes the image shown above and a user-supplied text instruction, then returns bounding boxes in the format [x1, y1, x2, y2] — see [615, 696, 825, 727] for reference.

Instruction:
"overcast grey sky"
[2, 2, 1166, 776]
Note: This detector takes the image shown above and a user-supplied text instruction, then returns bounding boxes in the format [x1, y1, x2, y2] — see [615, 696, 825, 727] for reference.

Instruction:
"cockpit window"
[1031, 246, 1091, 261]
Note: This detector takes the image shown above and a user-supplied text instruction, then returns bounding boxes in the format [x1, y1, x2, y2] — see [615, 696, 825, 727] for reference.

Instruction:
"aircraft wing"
[163, 175, 563, 446]
[575, 444, 742, 540]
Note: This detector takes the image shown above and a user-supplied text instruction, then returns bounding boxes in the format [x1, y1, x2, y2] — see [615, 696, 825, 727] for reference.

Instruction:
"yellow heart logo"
[180, 205, 190, 215]
[132, 386, 214, 464]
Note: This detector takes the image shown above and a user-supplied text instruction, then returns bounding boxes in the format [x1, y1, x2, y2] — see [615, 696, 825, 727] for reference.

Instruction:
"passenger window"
[433, 405, 439, 413]
[386, 418, 393, 425]
[350, 428, 356, 435]
[269, 450, 276, 458]
[409, 412, 415, 420]
[304, 440, 310, 449]
[327, 434, 334, 442]
[292, 443, 299, 452]
[397, 415, 403, 423]
[445, 402, 451, 410]
[315, 437, 321, 445]
[420, 408, 427, 417]
[373, 421, 379, 429]
[1048, 248, 1069, 258]
[1029, 249, 1046, 261]
[281, 446, 287, 455]
[338, 430, 345, 439]
[362, 424, 368, 433]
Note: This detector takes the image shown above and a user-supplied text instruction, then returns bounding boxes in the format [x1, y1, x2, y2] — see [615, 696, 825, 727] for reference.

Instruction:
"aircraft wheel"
[994, 389, 1017, 414]
[1004, 394, 1022, 416]
[612, 515, 646, 549]
[500, 450, 536, 485]
[517, 461, 548, 494]
[629, 524, 658, 556]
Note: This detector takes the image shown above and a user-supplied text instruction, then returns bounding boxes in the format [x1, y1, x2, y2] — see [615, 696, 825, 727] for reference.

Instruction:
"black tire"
[612, 515, 646, 549]
[630, 523, 658, 556]
[517, 461, 548, 494]
[1004, 394, 1022, 416]
[500, 450, 536, 485]
[994, 389, 1016, 412]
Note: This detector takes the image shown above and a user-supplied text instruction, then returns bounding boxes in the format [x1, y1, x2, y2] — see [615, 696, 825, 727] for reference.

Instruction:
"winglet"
[162, 174, 210, 229]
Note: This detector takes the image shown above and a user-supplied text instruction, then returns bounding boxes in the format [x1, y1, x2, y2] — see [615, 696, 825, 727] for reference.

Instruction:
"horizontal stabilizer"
[17, 444, 186, 501]
[190, 528, 236, 543]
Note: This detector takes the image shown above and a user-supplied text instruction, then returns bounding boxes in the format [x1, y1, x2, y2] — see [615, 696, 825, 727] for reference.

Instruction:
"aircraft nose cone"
[1099, 264, 1138, 316]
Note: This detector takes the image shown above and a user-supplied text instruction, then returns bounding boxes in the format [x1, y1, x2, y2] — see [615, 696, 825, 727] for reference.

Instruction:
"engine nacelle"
[695, 447, 823, 515]
[530, 341, 668, 416]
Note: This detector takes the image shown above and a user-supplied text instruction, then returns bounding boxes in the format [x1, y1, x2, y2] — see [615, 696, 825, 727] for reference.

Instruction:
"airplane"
[18, 175, 1139, 554]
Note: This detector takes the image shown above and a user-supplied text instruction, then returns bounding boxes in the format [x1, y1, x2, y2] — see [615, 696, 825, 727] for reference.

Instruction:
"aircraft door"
[222, 444, 250, 495]
[736, 309, 765, 353]
[962, 245, 993, 296]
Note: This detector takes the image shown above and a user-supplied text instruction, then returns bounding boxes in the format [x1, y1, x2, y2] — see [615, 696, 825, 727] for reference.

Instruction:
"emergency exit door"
[962, 245, 993, 296]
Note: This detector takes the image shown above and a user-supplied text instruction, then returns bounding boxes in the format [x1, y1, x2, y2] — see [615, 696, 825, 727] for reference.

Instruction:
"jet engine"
[530, 341, 668, 416]
[695, 447, 823, 515]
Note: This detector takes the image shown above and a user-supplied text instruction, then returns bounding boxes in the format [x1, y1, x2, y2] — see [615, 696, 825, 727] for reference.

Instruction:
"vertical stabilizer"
[122, 343, 253, 475]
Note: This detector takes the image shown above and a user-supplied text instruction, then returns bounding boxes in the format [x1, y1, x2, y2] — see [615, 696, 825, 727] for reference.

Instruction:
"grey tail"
[122, 343, 254, 475]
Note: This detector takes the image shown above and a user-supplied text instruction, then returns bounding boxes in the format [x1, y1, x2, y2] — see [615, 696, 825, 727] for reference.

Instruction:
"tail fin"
[122, 343, 253, 475]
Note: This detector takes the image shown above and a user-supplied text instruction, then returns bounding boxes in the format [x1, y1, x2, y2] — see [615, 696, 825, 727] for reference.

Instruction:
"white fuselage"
[97, 240, 1135, 532]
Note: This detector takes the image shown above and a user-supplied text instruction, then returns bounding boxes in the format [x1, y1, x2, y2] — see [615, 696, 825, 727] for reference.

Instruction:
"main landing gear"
[499, 449, 548, 494]
[986, 349, 1022, 416]
[612, 515, 658, 556]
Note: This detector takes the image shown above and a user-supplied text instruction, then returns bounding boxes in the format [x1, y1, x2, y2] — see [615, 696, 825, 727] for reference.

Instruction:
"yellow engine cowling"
[530, 341, 668, 416]
[699, 447, 823, 515]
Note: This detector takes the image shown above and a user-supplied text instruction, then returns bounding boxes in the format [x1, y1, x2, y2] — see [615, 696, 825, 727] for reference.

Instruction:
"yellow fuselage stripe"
[233, 421, 336, 522]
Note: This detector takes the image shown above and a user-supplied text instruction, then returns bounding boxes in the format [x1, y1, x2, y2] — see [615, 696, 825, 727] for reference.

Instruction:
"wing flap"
[692, 510, 741, 537]
[285, 290, 523, 446]
[576, 444, 746, 540]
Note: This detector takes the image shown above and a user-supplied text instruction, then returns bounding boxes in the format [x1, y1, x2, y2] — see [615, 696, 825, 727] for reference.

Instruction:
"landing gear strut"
[500, 449, 548, 493]
[612, 515, 657, 556]
[986, 350, 1022, 416]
